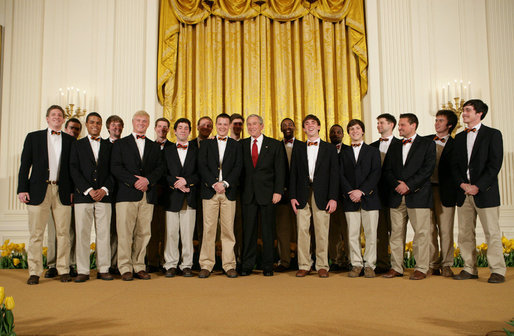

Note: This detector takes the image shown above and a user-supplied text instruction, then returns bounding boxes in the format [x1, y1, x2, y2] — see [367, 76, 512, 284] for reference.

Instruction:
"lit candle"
[67, 88, 70, 106]
[76, 88, 80, 106]
[441, 87, 445, 106]
[460, 80, 463, 99]
[453, 80, 457, 99]
[83, 91, 87, 110]
[447, 82, 451, 101]
[468, 81, 472, 99]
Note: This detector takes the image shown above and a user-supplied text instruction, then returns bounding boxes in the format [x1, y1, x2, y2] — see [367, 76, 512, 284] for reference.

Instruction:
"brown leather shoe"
[121, 272, 134, 281]
[296, 269, 310, 277]
[182, 268, 193, 277]
[364, 267, 375, 278]
[60, 273, 72, 282]
[97, 272, 114, 281]
[226, 269, 238, 278]
[427, 268, 441, 276]
[441, 266, 454, 278]
[44, 267, 58, 278]
[74, 274, 90, 283]
[409, 270, 427, 280]
[488, 273, 505, 283]
[275, 264, 288, 272]
[134, 270, 151, 280]
[198, 269, 210, 278]
[165, 268, 177, 278]
[453, 270, 478, 280]
[382, 269, 403, 278]
[27, 275, 39, 285]
[348, 266, 363, 278]
[318, 269, 329, 278]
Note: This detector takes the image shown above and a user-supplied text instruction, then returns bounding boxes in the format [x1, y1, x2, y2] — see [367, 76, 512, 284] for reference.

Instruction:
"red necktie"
[91, 136, 101, 142]
[307, 141, 318, 146]
[252, 139, 258, 168]
[380, 138, 389, 142]
[336, 143, 341, 151]
[177, 143, 188, 149]
[218, 137, 227, 141]
[284, 139, 293, 144]
[402, 138, 412, 145]
[51, 130, 61, 135]
[136, 134, 146, 139]
[433, 136, 446, 143]
[466, 128, 476, 133]
[351, 143, 361, 147]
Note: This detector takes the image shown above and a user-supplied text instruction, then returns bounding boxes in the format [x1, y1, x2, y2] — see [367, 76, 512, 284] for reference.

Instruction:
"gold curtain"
[157, 0, 367, 141]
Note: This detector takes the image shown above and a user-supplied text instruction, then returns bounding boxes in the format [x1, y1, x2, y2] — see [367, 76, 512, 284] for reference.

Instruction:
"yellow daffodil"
[90, 242, 96, 251]
[454, 247, 460, 258]
[13, 258, 20, 266]
[505, 240, 512, 249]
[1, 251, 9, 257]
[4, 296, 15, 310]
[0, 286, 4, 304]
[42, 247, 48, 256]
[505, 247, 512, 254]
[502, 236, 508, 245]
[453, 242, 457, 249]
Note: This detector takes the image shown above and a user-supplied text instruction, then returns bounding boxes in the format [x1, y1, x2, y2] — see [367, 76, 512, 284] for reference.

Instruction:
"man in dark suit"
[162, 118, 198, 278]
[275, 118, 298, 272]
[383, 113, 435, 280]
[340, 119, 381, 278]
[198, 113, 242, 279]
[290, 115, 339, 278]
[452, 100, 506, 283]
[229, 113, 244, 265]
[70, 112, 114, 282]
[240, 114, 285, 276]
[370, 113, 401, 273]
[18, 105, 75, 285]
[111, 110, 164, 281]
[427, 110, 458, 278]
[146, 117, 170, 273]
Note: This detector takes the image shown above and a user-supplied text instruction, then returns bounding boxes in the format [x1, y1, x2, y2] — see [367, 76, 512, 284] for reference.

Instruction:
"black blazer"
[18, 129, 75, 206]
[198, 137, 242, 201]
[426, 134, 457, 207]
[383, 135, 436, 208]
[370, 136, 402, 205]
[163, 141, 199, 212]
[289, 140, 339, 210]
[70, 137, 114, 204]
[279, 139, 299, 204]
[452, 125, 503, 208]
[153, 140, 173, 207]
[339, 143, 381, 211]
[241, 135, 286, 205]
[110, 135, 165, 204]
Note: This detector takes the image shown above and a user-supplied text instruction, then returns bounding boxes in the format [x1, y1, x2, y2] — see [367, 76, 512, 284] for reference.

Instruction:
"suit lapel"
[41, 130, 49, 170]
[469, 126, 486, 163]
[85, 138, 97, 165]
[128, 135, 142, 165]
[183, 146, 194, 171]
[355, 144, 366, 166]
[256, 136, 270, 168]
[314, 140, 325, 175]
[404, 136, 420, 166]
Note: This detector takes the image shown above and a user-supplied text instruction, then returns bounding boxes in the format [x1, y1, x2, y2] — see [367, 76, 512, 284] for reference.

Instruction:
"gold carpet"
[1, 268, 513, 335]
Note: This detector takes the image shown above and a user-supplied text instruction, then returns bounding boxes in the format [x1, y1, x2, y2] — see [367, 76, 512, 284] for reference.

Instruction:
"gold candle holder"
[64, 104, 86, 120]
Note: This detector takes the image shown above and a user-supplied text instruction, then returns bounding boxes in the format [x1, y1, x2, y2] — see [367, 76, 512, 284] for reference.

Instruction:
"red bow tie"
[466, 128, 476, 133]
[156, 140, 165, 146]
[136, 135, 146, 139]
[177, 143, 188, 149]
[51, 130, 61, 135]
[284, 139, 293, 144]
[336, 143, 341, 149]
[433, 136, 446, 143]
[351, 143, 361, 147]
[380, 138, 389, 142]
[307, 141, 318, 146]
[402, 138, 412, 145]
[90, 136, 101, 142]
[218, 137, 227, 141]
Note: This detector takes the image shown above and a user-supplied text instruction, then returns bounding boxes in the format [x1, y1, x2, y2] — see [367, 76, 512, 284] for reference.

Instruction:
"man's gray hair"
[246, 114, 264, 125]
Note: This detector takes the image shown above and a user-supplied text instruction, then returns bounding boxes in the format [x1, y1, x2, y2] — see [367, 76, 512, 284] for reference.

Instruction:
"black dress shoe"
[165, 268, 177, 278]
[275, 264, 288, 272]
[44, 267, 58, 278]
[453, 270, 478, 280]
[109, 267, 120, 275]
[27, 275, 40, 285]
[263, 270, 274, 277]
[182, 268, 193, 277]
[69, 266, 78, 277]
[60, 273, 72, 282]
[74, 274, 90, 283]
[488, 273, 505, 283]
[240, 270, 252, 276]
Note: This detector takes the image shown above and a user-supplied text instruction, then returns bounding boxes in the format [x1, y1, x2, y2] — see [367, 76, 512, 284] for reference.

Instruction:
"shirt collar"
[132, 132, 145, 140]
[252, 134, 264, 143]
[404, 133, 417, 142]
[468, 122, 482, 132]
[48, 128, 62, 136]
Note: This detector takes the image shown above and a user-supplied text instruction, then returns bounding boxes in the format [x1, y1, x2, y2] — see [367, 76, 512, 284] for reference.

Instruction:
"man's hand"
[94, 188, 107, 202]
[272, 193, 282, 204]
[174, 177, 187, 189]
[89, 189, 99, 200]
[395, 181, 410, 195]
[18, 192, 30, 204]
[178, 186, 191, 193]
[213, 182, 226, 194]
[348, 190, 362, 203]
[464, 184, 479, 196]
[291, 199, 299, 214]
[134, 175, 149, 191]
[325, 199, 337, 214]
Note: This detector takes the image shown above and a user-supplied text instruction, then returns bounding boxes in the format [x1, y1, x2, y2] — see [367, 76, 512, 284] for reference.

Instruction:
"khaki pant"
[389, 198, 430, 274]
[47, 210, 76, 268]
[275, 203, 296, 268]
[345, 209, 379, 269]
[75, 202, 112, 274]
[429, 186, 455, 268]
[200, 194, 236, 272]
[164, 204, 196, 270]
[296, 190, 330, 271]
[376, 207, 392, 270]
[457, 195, 505, 276]
[116, 195, 154, 274]
[27, 185, 71, 276]
[329, 206, 349, 265]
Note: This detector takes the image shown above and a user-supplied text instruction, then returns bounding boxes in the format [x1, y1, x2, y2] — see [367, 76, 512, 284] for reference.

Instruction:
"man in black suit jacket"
[370, 113, 401, 273]
[198, 113, 242, 279]
[275, 118, 298, 272]
[240, 114, 285, 276]
[111, 110, 164, 281]
[162, 118, 199, 278]
[70, 112, 114, 282]
[340, 119, 381, 278]
[18, 105, 75, 285]
[383, 113, 435, 280]
[290, 115, 338, 278]
[426, 110, 458, 278]
[452, 100, 506, 283]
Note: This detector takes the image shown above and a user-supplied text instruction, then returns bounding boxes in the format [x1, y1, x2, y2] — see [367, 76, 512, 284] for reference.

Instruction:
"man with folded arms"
[162, 118, 198, 278]
[339, 119, 381, 278]
[383, 113, 435, 280]
[198, 113, 242, 278]
[452, 100, 506, 283]
[70, 112, 114, 282]
[111, 110, 164, 281]
[290, 115, 339, 278]
[427, 110, 458, 277]
[18, 105, 75, 284]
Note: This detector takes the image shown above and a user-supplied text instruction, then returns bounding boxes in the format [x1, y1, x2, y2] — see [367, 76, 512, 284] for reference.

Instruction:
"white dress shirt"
[157, 139, 167, 151]
[307, 138, 320, 182]
[351, 141, 363, 162]
[379, 134, 393, 155]
[402, 133, 417, 165]
[177, 142, 188, 166]
[250, 134, 264, 154]
[466, 122, 482, 180]
[47, 128, 62, 181]
[133, 133, 145, 159]
[217, 135, 228, 183]
[84, 135, 109, 196]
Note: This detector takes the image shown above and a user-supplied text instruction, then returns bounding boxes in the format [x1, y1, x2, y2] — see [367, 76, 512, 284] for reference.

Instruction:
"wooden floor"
[1, 268, 513, 335]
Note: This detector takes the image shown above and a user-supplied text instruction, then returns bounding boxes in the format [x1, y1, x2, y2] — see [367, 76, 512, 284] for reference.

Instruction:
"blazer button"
[93, 178, 97, 182]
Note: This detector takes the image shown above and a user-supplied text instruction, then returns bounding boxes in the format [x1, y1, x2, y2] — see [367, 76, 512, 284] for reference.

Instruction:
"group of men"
[18, 98, 506, 285]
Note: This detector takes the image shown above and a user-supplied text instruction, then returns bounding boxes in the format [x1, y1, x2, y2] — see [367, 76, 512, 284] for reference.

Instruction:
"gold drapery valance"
[158, 0, 367, 141]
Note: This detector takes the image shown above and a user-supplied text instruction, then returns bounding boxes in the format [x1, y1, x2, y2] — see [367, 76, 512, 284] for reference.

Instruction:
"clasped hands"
[174, 177, 190, 193]
[395, 181, 410, 195]
[460, 183, 479, 196]
[88, 188, 107, 202]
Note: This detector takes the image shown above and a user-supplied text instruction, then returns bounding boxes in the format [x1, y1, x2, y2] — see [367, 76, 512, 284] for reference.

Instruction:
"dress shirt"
[402, 133, 417, 165]
[283, 137, 295, 166]
[109, 137, 118, 143]
[133, 133, 145, 159]
[157, 139, 167, 150]
[307, 137, 320, 182]
[217, 135, 228, 185]
[47, 128, 62, 181]
[177, 142, 188, 166]
[431, 134, 449, 184]
[466, 122, 482, 180]
[84, 135, 109, 197]
[351, 141, 363, 162]
[250, 134, 264, 155]
[335, 142, 342, 154]
[379, 134, 393, 155]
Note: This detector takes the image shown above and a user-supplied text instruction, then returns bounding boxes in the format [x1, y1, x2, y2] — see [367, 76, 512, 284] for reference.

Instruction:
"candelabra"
[58, 87, 88, 120]
[64, 104, 86, 120]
